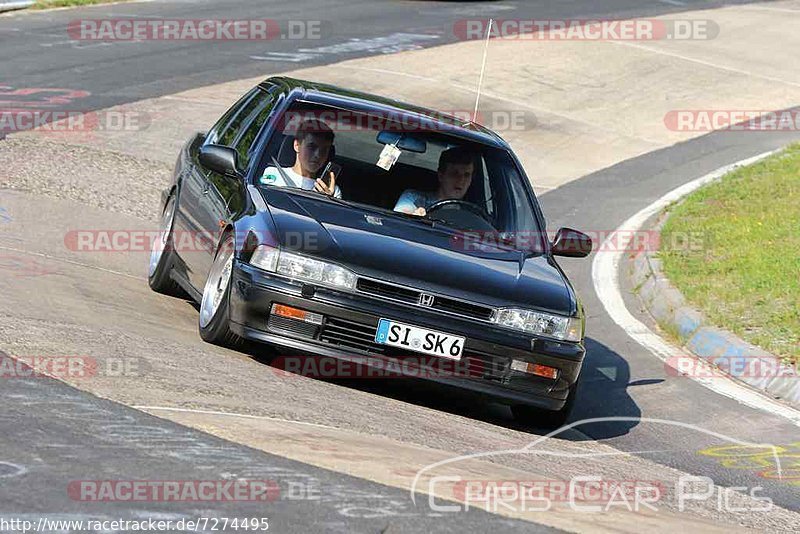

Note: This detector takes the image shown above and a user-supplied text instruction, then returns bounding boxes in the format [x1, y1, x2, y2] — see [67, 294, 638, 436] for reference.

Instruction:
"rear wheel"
[512, 381, 578, 430]
[148, 194, 183, 296]
[199, 233, 241, 347]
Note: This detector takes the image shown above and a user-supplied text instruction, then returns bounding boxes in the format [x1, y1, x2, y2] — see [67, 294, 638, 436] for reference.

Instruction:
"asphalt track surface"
[0, 0, 772, 113]
[543, 121, 800, 511]
[0, 353, 549, 533]
[1, 0, 799, 530]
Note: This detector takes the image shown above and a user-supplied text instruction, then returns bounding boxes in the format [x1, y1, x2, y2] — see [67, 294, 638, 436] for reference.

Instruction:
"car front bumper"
[229, 262, 585, 411]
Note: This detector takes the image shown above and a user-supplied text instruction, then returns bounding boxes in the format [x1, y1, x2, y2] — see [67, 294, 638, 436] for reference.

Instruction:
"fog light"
[511, 360, 559, 380]
[271, 304, 323, 325]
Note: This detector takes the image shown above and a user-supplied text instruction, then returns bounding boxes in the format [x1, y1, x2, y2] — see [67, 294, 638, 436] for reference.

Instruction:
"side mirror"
[551, 227, 593, 258]
[199, 144, 241, 178]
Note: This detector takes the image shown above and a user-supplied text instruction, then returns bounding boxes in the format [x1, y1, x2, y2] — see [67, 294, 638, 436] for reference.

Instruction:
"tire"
[198, 233, 241, 347]
[148, 194, 183, 297]
[512, 381, 578, 430]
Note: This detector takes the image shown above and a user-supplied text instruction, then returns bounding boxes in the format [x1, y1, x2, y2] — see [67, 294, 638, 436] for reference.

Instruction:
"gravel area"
[0, 136, 171, 221]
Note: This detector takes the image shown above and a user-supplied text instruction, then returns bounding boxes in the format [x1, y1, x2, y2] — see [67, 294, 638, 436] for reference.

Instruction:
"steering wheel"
[426, 199, 491, 222]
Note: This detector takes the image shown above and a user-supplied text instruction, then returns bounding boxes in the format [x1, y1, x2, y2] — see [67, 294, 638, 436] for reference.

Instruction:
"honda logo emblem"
[418, 293, 435, 307]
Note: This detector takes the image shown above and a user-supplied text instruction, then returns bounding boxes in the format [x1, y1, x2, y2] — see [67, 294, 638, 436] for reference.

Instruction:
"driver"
[393, 147, 474, 216]
[260, 119, 342, 198]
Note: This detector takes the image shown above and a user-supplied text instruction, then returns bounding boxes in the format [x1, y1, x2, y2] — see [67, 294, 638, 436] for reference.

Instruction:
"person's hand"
[314, 172, 336, 196]
[396, 205, 426, 216]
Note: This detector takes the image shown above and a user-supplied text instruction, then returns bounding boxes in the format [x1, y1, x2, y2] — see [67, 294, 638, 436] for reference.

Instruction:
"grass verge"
[660, 144, 800, 364]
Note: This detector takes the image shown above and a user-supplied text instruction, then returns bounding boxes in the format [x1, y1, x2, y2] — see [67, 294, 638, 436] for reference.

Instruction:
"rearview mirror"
[376, 131, 427, 153]
[199, 144, 241, 178]
[551, 227, 593, 258]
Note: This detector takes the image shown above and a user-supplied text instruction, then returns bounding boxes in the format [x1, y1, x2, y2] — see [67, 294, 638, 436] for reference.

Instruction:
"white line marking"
[250, 52, 318, 63]
[0, 244, 141, 280]
[738, 5, 800, 14]
[0, 461, 27, 479]
[610, 41, 800, 89]
[134, 405, 343, 430]
[657, 0, 686, 6]
[591, 149, 800, 426]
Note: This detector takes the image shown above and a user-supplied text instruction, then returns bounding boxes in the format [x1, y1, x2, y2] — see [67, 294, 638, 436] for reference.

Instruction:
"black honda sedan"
[149, 77, 592, 427]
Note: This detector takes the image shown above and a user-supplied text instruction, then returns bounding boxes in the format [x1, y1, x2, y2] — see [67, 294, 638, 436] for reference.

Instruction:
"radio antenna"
[473, 18, 494, 121]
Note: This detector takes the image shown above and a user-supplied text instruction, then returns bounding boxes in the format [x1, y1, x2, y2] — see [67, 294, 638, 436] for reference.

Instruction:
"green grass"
[660, 144, 800, 364]
[33, 0, 131, 9]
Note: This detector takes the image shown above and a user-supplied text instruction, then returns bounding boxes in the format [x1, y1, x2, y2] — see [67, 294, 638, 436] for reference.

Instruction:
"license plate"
[375, 319, 465, 360]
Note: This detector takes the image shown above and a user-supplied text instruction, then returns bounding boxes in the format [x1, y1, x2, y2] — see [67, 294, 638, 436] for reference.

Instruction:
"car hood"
[260, 189, 574, 315]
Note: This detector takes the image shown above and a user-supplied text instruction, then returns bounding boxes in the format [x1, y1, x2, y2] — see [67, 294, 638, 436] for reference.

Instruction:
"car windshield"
[256, 102, 545, 252]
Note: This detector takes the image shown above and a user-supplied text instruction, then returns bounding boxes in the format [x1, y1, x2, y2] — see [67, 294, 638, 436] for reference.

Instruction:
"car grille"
[356, 278, 418, 303]
[318, 317, 508, 381]
[356, 278, 495, 321]
[317, 316, 378, 353]
[267, 315, 320, 338]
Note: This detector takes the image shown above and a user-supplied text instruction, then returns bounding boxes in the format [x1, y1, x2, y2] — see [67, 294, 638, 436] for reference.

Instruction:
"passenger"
[393, 147, 474, 216]
[260, 119, 342, 198]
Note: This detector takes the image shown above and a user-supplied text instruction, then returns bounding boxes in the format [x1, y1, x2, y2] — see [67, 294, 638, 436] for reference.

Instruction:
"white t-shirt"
[393, 189, 439, 213]
[259, 166, 342, 199]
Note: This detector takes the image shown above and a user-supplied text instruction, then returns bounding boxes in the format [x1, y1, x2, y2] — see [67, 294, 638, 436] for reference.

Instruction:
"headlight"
[249, 244, 280, 272]
[492, 308, 582, 342]
[249, 245, 357, 291]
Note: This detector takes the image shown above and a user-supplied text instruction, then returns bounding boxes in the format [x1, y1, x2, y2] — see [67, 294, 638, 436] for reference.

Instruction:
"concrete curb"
[0, 1, 33, 13]
[630, 214, 800, 407]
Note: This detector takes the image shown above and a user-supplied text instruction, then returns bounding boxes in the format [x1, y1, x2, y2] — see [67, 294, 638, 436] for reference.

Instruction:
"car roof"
[259, 76, 510, 149]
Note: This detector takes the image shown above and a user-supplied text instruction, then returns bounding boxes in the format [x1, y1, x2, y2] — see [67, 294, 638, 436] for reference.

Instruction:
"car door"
[191, 85, 281, 289]
[171, 134, 213, 290]
[176, 88, 259, 290]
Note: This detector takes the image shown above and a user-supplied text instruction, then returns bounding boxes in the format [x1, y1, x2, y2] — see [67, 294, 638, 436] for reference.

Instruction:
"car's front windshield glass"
[255, 102, 545, 252]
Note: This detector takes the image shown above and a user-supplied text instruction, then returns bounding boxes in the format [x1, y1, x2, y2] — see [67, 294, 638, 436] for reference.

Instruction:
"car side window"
[205, 87, 260, 147]
[217, 91, 265, 148]
[480, 157, 495, 217]
[483, 150, 537, 235]
[233, 89, 279, 170]
[506, 165, 537, 232]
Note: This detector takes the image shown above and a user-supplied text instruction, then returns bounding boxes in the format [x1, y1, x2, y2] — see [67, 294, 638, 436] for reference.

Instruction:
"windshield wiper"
[425, 216, 454, 226]
[385, 210, 441, 226]
[312, 189, 353, 208]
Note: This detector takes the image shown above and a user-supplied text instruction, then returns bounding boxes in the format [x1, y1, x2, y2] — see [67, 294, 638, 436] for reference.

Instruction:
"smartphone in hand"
[320, 161, 342, 188]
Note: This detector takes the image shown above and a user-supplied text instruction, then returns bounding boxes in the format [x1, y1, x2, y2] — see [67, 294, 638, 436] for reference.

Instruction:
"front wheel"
[148, 194, 183, 297]
[512, 381, 578, 430]
[198, 233, 241, 347]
